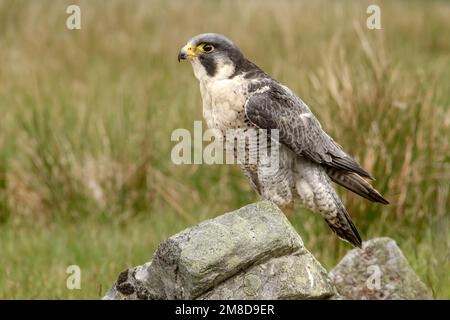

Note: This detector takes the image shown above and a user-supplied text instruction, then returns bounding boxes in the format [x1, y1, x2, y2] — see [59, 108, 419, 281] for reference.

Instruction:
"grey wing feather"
[244, 83, 374, 180]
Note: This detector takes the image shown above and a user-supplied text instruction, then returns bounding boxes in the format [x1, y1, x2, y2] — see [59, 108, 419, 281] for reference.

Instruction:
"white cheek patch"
[213, 59, 235, 80]
[191, 59, 209, 82]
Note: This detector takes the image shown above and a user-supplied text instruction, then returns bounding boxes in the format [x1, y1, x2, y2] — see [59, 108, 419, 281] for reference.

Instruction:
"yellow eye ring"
[198, 43, 215, 53]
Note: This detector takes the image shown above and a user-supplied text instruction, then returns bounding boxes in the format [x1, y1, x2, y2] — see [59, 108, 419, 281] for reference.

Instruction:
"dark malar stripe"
[199, 55, 216, 76]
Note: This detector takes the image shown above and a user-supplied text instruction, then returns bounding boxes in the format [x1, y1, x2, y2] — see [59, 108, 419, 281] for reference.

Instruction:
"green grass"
[0, 0, 449, 299]
[1, 213, 191, 299]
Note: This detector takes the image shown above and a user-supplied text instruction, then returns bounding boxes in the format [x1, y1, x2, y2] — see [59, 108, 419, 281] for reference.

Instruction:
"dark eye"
[202, 44, 214, 53]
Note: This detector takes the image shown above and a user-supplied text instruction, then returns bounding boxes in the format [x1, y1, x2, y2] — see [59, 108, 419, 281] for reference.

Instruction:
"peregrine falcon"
[178, 33, 388, 247]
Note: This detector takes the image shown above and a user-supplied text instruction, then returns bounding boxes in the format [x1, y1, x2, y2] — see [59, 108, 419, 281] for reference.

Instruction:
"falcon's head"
[178, 33, 251, 81]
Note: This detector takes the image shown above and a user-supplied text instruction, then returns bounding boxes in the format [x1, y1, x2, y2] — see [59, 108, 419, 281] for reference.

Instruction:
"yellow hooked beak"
[178, 43, 197, 62]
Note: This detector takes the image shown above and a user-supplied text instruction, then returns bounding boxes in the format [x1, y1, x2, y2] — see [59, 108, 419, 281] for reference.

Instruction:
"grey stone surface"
[103, 262, 159, 300]
[329, 237, 433, 300]
[104, 200, 337, 300]
[104, 203, 431, 300]
[198, 253, 335, 300]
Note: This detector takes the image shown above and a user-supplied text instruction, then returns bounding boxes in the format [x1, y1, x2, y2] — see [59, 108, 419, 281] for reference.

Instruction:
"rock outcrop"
[104, 201, 431, 300]
[329, 237, 433, 300]
[104, 201, 337, 300]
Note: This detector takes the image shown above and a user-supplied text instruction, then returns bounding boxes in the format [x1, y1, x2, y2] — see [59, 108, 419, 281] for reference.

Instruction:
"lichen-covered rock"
[104, 201, 337, 300]
[150, 201, 308, 299]
[103, 262, 161, 300]
[198, 253, 335, 300]
[329, 237, 433, 300]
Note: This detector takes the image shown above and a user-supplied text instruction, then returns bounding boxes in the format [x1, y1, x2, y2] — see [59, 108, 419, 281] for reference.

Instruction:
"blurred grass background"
[0, 0, 448, 299]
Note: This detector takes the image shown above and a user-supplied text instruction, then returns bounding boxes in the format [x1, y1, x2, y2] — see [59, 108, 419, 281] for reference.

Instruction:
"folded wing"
[244, 85, 371, 178]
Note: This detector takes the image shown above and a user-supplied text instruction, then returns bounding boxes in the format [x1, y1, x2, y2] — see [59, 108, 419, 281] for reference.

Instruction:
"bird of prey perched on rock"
[178, 33, 388, 247]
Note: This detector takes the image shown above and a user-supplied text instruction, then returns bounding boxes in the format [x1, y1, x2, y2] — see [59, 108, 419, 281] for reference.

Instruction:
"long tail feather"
[325, 168, 389, 204]
[324, 192, 362, 248]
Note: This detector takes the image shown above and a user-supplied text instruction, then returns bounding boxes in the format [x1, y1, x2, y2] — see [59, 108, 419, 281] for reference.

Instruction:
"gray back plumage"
[244, 80, 374, 180]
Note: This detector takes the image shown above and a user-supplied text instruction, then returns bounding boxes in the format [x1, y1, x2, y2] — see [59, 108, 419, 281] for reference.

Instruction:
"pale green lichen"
[243, 274, 262, 296]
